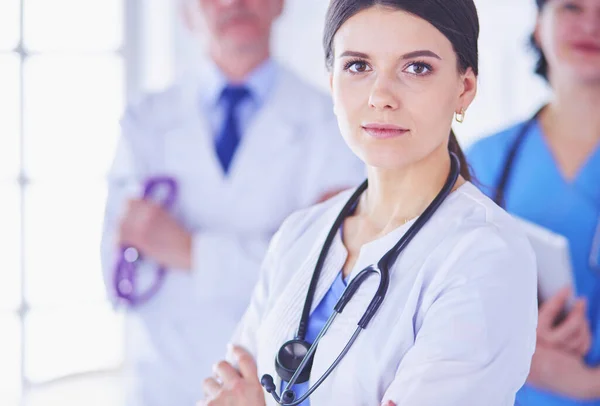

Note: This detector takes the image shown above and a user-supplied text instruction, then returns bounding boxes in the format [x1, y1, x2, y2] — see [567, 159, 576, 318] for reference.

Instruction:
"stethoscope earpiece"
[261, 374, 277, 393]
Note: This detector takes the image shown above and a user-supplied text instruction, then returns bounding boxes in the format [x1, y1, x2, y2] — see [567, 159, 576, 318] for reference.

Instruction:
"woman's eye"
[347, 61, 370, 73]
[405, 63, 432, 76]
[563, 2, 582, 12]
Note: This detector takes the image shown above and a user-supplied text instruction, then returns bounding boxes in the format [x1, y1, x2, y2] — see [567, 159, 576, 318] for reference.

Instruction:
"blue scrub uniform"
[467, 120, 600, 406]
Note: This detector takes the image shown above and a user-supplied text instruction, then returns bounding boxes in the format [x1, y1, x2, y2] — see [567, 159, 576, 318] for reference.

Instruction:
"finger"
[546, 300, 586, 345]
[213, 361, 242, 386]
[574, 333, 591, 356]
[121, 200, 147, 228]
[560, 302, 589, 350]
[232, 346, 258, 379]
[126, 198, 144, 211]
[202, 377, 222, 399]
[570, 318, 593, 356]
[562, 323, 591, 357]
[560, 327, 588, 355]
[381, 401, 396, 406]
[538, 287, 571, 329]
[128, 199, 158, 217]
[118, 220, 137, 246]
[581, 320, 593, 354]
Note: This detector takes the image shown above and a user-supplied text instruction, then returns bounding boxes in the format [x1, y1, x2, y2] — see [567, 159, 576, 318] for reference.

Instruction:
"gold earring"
[455, 108, 465, 123]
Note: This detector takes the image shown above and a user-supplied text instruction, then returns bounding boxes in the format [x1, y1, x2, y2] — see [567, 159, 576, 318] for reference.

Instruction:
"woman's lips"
[571, 41, 600, 54]
[362, 123, 409, 139]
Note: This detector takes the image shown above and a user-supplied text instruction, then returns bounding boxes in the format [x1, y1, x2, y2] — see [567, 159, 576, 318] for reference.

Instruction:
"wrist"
[174, 231, 193, 271]
[584, 367, 600, 399]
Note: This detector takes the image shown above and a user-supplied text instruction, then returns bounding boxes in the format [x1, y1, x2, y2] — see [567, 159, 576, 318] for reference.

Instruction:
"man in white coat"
[100, 0, 364, 405]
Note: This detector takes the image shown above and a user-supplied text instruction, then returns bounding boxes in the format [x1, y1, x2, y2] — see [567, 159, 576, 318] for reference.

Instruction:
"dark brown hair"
[532, 0, 549, 81]
[323, 0, 480, 180]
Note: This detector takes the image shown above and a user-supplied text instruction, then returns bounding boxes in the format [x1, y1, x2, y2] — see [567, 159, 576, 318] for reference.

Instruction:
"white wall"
[145, 0, 552, 146]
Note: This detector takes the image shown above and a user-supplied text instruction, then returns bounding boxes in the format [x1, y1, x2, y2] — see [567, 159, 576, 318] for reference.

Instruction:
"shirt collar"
[198, 58, 278, 108]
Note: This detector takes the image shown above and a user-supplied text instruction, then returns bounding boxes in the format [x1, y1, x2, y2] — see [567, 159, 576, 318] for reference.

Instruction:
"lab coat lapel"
[162, 79, 224, 182]
[259, 201, 348, 360]
[227, 70, 302, 186]
[308, 215, 449, 393]
[308, 242, 385, 395]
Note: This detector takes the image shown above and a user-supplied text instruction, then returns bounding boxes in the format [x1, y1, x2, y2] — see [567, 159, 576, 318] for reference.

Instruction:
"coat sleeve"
[99, 109, 145, 305]
[380, 227, 538, 406]
[222, 210, 304, 360]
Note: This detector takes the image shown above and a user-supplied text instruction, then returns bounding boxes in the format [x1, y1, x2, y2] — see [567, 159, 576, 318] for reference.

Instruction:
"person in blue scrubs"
[467, 0, 600, 404]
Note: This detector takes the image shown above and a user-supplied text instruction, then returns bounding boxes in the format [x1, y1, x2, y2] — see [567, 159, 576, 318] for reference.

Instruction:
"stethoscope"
[492, 106, 600, 272]
[491, 107, 543, 208]
[260, 152, 461, 405]
[113, 176, 178, 306]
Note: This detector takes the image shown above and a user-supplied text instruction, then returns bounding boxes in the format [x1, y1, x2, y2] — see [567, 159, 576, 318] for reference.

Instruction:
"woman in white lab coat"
[200, 0, 538, 405]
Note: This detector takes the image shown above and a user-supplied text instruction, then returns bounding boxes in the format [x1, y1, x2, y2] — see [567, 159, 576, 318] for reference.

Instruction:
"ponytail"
[449, 130, 471, 181]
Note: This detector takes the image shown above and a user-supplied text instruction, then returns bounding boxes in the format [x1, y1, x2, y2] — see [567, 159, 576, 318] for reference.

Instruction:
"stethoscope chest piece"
[275, 339, 313, 384]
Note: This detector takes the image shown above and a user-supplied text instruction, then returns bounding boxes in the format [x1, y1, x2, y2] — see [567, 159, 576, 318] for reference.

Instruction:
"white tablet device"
[513, 216, 575, 305]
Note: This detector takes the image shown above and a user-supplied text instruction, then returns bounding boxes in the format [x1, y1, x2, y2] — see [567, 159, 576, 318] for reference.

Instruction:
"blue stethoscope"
[492, 106, 600, 272]
[261, 152, 461, 405]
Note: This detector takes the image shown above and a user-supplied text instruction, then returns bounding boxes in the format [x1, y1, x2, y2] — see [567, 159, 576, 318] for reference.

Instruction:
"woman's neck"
[358, 146, 463, 233]
[545, 78, 600, 142]
[537, 77, 600, 180]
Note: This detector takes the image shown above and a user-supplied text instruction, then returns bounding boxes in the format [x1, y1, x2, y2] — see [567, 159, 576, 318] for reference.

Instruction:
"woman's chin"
[360, 153, 413, 171]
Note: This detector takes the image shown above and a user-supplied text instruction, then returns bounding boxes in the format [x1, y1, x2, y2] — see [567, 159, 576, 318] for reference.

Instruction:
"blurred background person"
[100, 0, 364, 405]
[467, 0, 600, 404]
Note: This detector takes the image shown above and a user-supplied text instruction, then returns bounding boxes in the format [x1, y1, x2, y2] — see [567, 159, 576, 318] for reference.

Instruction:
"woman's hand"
[527, 288, 598, 399]
[199, 346, 266, 406]
[527, 342, 599, 400]
[537, 287, 591, 356]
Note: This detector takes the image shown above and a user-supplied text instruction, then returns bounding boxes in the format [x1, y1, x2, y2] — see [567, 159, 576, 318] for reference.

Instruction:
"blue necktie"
[216, 85, 250, 174]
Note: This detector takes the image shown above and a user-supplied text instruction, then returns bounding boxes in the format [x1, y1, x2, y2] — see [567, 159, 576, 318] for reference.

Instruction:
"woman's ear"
[329, 74, 338, 116]
[273, 0, 285, 18]
[457, 67, 477, 113]
[533, 16, 543, 50]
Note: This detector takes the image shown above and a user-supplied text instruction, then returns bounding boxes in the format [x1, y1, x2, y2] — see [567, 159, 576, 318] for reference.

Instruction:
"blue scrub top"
[282, 270, 348, 406]
[467, 119, 600, 406]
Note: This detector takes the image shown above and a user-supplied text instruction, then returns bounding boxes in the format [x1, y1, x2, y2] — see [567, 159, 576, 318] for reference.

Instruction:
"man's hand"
[119, 199, 192, 270]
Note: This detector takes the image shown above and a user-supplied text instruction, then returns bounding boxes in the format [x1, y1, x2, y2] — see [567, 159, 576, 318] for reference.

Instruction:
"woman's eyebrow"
[339, 49, 442, 60]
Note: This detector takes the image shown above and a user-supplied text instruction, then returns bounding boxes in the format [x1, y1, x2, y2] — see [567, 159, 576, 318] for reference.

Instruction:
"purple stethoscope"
[113, 176, 178, 306]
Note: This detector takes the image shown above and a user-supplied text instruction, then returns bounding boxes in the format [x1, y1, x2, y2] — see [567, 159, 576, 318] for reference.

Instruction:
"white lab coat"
[100, 63, 365, 406]
[229, 182, 538, 406]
